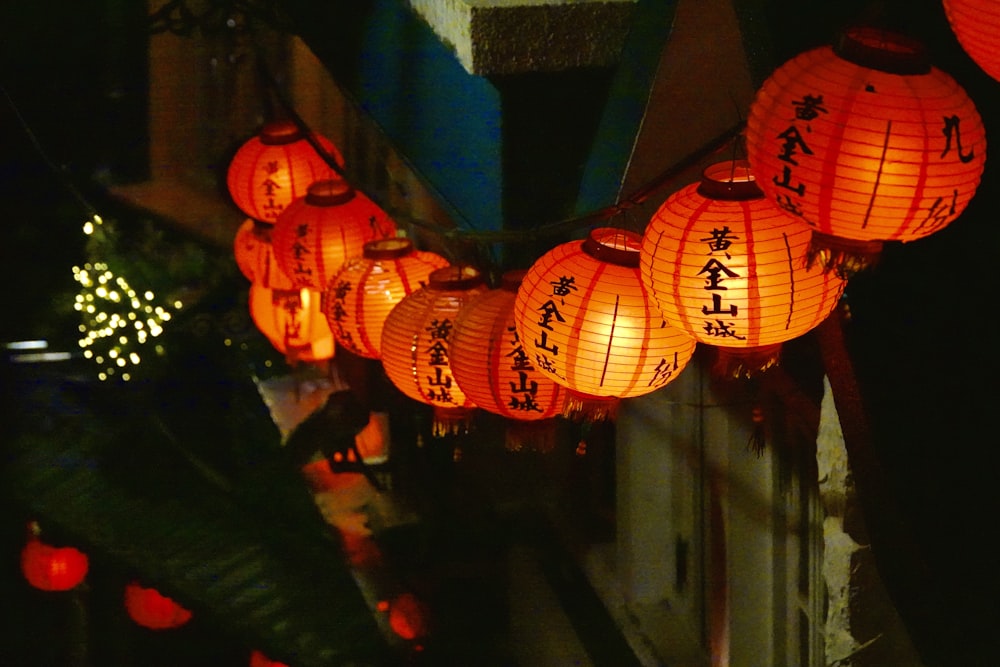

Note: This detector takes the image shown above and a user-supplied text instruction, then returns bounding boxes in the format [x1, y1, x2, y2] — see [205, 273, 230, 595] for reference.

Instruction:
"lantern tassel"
[431, 407, 475, 438]
[562, 392, 619, 423]
[805, 232, 883, 279]
[712, 344, 783, 380]
[505, 419, 558, 454]
[747, 405, 766, 457]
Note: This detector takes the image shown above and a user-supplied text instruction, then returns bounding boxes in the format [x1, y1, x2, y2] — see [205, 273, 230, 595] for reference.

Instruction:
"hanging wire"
[237, 5, 747, 246]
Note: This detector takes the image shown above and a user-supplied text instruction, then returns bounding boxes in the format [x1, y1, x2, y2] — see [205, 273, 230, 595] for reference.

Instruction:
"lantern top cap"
[259, 120, 305, 145]
[429, 264, 484, 290]
[697, 160, 764, 201]
[501, 269, 527, 292]
[363, 237, 413, 259]
[305, 178, 356, 206]
[582, 227, 641, 267]
[834, 26, 931, 75]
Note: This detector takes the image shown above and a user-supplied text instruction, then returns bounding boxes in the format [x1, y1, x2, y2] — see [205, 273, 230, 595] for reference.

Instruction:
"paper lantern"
[641, 160, 847, 376]
[20, 536, 89, 592]
[324, 238, 449, 359]
[513, 228, 697, 421]
[249, 283, 335, 363]
[250, 650, 289, 667]
[745, 26, 986, 274]
[271, 178, 398, 291]
[124, 582, 192, 630]
[380, 264, 488, 436]
[388, 592, 429, 641]
[450, 270, 565, 452]
[944, 0, 1000, 83]
[232, 218, 294, 289]
[227, 120, 344, 224]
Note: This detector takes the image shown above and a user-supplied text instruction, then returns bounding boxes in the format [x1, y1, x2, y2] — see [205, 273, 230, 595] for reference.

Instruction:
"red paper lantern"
[249, 284, 335, 363]
[641, 160, 847, 376]
[388, 592, 429, 641]
[250, 649, 289, 667]
[380, 264, 488, 436]
[124, 581, 192, 630]
[271, 178, 398, 291]
[324, 238, 449, 359]
[745, 26, 986, 273]
[226, 120, 344, 223]
[513, 228, 697, 421]
[450, 270, 565, 451]
[20, 536, 89, 592]
[944, 0, 1000, 83]
[232, 218, 294, 289]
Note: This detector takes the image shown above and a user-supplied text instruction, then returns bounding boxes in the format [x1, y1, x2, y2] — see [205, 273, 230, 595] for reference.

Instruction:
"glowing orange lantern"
[271, 178, 397, 291]
[124, 581, 192, 630]
[20, 533, 89, 592]
[250, 650, 289, 667]
[513, 228, 697, 421]
[233, 218, 294, 289]
[226, 120, 344, 224]
[324, 238, 449, 359]
[450, 270, 565, 451]
[640, 160, 847, 376]
[249, 283, 335, 363]
[745, 26, 986, 274]
[380, 264, 488, 436]
[944, 0, 1000, 83]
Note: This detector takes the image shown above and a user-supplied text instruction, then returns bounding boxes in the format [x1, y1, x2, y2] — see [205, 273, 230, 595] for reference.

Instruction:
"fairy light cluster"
[72, 215, 183, 381]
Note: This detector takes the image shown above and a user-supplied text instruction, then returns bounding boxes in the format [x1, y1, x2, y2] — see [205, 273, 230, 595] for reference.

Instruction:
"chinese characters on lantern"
[425, 318, 455, 404]
[326, 279, 356, 352]
[698, 226, 747, 342]
[285, 223, 314, 287]
[529, 276, 574, 382]
[505, 325, 542, 413]
[770, 93, 826, 217]
[261, 160, 285, 220]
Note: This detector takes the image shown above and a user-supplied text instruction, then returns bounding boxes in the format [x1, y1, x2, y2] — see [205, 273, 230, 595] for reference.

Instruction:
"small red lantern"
[640, 160, 847, 376]
[250, 649, 290, 667]
[944, 0, 1000, 84]
[226, 120, 344, 224]
[20, 532, 89, 592]
[388, 592, 429, 641]
[380, 264, 489, 436]
[324, 238, 449, 359]
[233, 218, 294, 289]
[271, 178, 397, 291]
[745, 26, 986, 274]
[249, 284, 335, 363]
[450, 270, 565, 451]
[513, 228, 697, 421]
[124, 581, 192, 630]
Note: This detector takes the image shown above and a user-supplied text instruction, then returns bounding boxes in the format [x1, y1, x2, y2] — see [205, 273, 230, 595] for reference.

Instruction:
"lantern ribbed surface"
[640, 161, 847, 349]
[451, 270, 565, 422]
[380, 264, 488, 436]
[944, 0, 1000, 84]
[745, 26, 986, 243]
[271, 178, 398, 291]
[324, 237, 449, 359]
[249, 284, 335, 362]
[226, 120, 344, 223]
[20, 538, 89, 592]
[124, 582, 192, 630]
[233, 218, 294, 289]
[513, 228, 696, 417]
